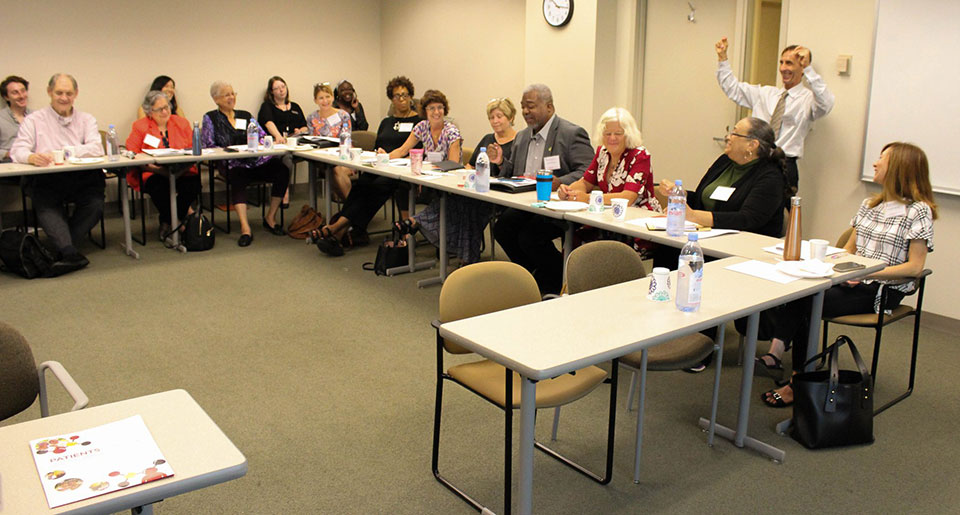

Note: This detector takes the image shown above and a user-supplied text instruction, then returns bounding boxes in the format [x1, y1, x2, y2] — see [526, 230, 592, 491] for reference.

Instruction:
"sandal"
[753, 353, 784, 380]
[316, 233, 344, 257]
[307, 226, 333, 245]
[394, 219, 419, 237]
[760, 387, 793, 408]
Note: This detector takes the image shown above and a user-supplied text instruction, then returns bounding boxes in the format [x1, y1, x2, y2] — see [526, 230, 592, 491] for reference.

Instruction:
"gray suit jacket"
[498, 115, 594, 185]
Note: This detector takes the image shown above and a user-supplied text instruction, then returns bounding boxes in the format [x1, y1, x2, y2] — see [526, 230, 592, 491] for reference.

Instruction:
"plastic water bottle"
[106, 125, 119, 161]
[666, 179, 686, 236]
[475, 147, 490, 193]
[676, 233, 704, 312]
[339, 120, 351, 160]
[246, 120, 258, 151]
[192, 121, 201, 156]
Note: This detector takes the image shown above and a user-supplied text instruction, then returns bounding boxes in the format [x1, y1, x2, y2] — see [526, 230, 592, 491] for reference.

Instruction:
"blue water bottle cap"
[479, 147, 486, 152]
[674, 179, 682, 186]
[687, 232, 698, 241]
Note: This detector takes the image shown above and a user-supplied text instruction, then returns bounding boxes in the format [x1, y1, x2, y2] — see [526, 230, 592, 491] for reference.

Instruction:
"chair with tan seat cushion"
[0, 321, 88, 421]
[432, 261, 617, 514]
[351, 130, 376, 152]
[550, 240, 715, 483]
[820, 227, 932, 415]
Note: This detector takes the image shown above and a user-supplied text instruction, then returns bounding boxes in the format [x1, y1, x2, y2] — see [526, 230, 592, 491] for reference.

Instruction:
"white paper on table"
[725, 260, 799, 284]
[763, 240, 845, 260]
[691, 229, 740, 239]
[29, 415, 174, 509]
[141, 148, 184, 157]
[415, 174, 444, 180]
[626, 217, 699, 231]
[388, 158, 410, 166]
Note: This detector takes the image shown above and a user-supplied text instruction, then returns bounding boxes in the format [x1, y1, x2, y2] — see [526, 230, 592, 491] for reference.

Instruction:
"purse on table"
[792, 335, 874, 449]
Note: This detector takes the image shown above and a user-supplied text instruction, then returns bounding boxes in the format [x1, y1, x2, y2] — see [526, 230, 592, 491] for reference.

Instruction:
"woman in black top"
[201, 81, 290, 247]
[466, 97, 517, 176]
[257, 76, 308, 144]
[311, 76, 420, 256]
[334, 80, 368, 131]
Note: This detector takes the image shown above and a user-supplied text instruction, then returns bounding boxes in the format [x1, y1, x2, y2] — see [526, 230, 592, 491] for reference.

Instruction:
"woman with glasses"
[126, 90, 201, 242]
[655, 116, 787, 238]
[307, 82, 354, 200]
[258, 76, 307, 145]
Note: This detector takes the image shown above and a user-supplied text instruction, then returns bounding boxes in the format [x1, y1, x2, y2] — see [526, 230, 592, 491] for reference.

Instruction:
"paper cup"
[377, 152, 390, 166]
[611, 198, 628, 221]
[263, 135, 274, 149]
[52, 149, 65, 164]
[287, 136, 298, 147]
[809, 238, 829, 261]
[647, 267, 671, 301]
[63, 145, 76, 161]
[351, 148, 363, 163]
[589, 190, 604, 213]
[409, 149, 423, 175]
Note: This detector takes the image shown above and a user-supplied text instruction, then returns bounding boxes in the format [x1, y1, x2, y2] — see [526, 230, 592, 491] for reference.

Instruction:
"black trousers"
[493, 208, 565, 295]
[25, 170, 105, 254]
[766, 282, 904, 367]
[340, 173, 397, 230]
[227, 158, 289, 205]
[141, 172, 202, 225]
[785, 157, 799, 193]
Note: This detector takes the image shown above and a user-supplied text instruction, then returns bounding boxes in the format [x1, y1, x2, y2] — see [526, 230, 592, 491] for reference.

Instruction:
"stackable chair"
[0, 321, 88, 421]
[550, 241, 715, 483]
[432, 261, 617, 514]
[351, 130, 376, 152]
[820, 228, 933, 415]
[204, 161, 285, 234]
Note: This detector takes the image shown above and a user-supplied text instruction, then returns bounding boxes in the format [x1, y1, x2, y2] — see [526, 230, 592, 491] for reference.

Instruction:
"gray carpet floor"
[2, 201, 958, 514]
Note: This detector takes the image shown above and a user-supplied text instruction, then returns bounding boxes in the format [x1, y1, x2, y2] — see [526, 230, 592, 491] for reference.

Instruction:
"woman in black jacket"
[656, 116, 787, 238]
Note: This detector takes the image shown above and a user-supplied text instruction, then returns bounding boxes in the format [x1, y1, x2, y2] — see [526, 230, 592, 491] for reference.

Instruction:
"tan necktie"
[770, 91, 788, 138]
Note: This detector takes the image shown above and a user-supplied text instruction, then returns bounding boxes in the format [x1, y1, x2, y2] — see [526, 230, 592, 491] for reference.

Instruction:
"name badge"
[142, 134, 161, 148]
[326, 113, 341, 127]
[234, 118, 248, 130]
[709, 186, 736, 202]
[426, 151, 443, 163]
[397, 122, 413, 133]
[543, 155, 561, 171]
[883, 201, 907, 218]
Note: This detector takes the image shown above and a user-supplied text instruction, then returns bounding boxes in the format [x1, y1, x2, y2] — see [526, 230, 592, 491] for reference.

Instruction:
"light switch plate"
[837, 54, 852, 74]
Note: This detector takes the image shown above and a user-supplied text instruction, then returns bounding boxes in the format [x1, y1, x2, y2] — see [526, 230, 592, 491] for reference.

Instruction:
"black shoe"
[682, 353, 713, 374]
[394, 219, 419, 237]
[316, 235, 344, 256]
[49, 252, 89, 276]
[262, 219, 286, 236]
[238, 234, 253, 247]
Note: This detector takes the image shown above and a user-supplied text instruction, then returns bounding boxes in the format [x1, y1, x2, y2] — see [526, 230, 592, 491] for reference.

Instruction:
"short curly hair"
[386, 76, 414, 100]
[419, 89, 449, 115]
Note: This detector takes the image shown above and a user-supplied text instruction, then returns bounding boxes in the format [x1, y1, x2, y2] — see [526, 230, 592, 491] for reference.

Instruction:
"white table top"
[439, 256, 837, 380]
[0, 389, 247, 514]
[0, 155, 149, 178]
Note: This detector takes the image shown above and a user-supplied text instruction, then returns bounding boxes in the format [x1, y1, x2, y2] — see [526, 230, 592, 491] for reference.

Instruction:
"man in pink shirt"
[10, 73, 105, 270]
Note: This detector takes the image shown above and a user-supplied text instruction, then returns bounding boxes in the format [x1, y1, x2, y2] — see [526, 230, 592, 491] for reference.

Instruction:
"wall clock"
[543, 0, 573, 28]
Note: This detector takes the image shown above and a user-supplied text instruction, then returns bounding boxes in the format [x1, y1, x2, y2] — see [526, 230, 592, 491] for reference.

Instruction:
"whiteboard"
[861, 0, 960, 195]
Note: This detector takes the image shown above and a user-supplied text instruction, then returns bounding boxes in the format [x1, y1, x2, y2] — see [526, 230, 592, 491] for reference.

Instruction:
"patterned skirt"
[414, 196, 494, 264]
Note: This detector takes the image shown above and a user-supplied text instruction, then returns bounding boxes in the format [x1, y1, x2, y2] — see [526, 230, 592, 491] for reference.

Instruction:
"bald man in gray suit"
[487, 84, 594, 295]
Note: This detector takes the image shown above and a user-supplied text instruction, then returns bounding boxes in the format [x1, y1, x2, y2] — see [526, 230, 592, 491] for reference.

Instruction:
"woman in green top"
[655, 116, 788, 237]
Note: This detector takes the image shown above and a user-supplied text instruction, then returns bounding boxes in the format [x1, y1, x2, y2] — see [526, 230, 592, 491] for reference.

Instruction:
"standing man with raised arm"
[486, 83, 594, 295]
[10, 73, 105, 272]
[715, 37, 834, 193]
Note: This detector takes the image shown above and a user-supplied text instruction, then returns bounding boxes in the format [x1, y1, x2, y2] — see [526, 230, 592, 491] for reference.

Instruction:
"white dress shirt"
[716, 60, 835, 158]
[9, 106, 103, 163]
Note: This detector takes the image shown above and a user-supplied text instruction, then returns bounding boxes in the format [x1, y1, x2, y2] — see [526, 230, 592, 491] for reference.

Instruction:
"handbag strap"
[807, 335, 872, 412]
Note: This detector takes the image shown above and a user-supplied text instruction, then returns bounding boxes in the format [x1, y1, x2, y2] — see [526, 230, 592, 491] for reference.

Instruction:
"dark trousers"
[493, 208, 565, 295]
[340, 173, 397, 230]
[141, 172, 202, 225]
[227, 158, 289, 205]
[767, 282, 904, 367]
[25, 170, 105, 255]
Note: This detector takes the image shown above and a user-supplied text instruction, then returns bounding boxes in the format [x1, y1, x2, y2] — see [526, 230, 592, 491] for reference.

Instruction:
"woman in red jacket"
[126, 90, 201, 241]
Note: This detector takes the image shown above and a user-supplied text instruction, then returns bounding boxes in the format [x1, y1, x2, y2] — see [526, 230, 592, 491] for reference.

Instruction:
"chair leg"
[633, 351, 648, 484]
[626, 369, 638, 411]
[737, 334, 744, 365]
[504, 367, 512, 515]
[534, 359, 618, 485]
[550, 407, 561, 441]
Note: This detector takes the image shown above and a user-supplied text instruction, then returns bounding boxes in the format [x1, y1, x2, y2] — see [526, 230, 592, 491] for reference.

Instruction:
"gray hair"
[594, 107, 643, 148]
[523, 83, 553, 104]
[210, 80, 231, 99]
[142, 90, 170, 116]
[47, 73, 78, 91]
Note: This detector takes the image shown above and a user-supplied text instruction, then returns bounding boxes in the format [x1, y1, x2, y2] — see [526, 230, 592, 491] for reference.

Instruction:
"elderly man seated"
[10, 73, 104, 272]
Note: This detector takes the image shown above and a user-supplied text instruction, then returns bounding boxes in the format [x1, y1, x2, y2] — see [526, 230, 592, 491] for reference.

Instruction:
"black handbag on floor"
[363, 229, 407, 276]
[168, 205, 215, 252]
[792, 335, 874, 449]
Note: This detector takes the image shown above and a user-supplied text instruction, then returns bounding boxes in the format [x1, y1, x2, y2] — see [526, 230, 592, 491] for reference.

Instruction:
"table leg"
[387, 184, 435, 277]
[707, 324, 725, 447]
[417, 192, 447, 288]
[117, 168, 140, 260]
[168, 171, 185, 253]
[308, 162, 318, 212]
[323, 164, 332, 222]
[517, 376, 536, 515]
[131, 503, 155, 514]
[697, 313, 785, 462]
[776, 290, 826, 435]
[562, 222, 573, 281]
[633, 348, 648, 483]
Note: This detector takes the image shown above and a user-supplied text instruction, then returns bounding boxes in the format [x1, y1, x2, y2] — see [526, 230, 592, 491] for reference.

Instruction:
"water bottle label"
[688, 268, 702, 305]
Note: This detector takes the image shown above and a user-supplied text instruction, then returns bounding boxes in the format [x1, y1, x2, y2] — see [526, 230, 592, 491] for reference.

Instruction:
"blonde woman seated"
[557, 107, 656, 210]
[306, 82, 353, 201]
[465, 97, 517, 175]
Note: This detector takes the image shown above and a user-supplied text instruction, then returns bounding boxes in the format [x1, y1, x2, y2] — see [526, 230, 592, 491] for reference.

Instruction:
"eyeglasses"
[392, 92, 410, 100]
[727, 131, 757, 140]
[151, 105, 171, 113]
